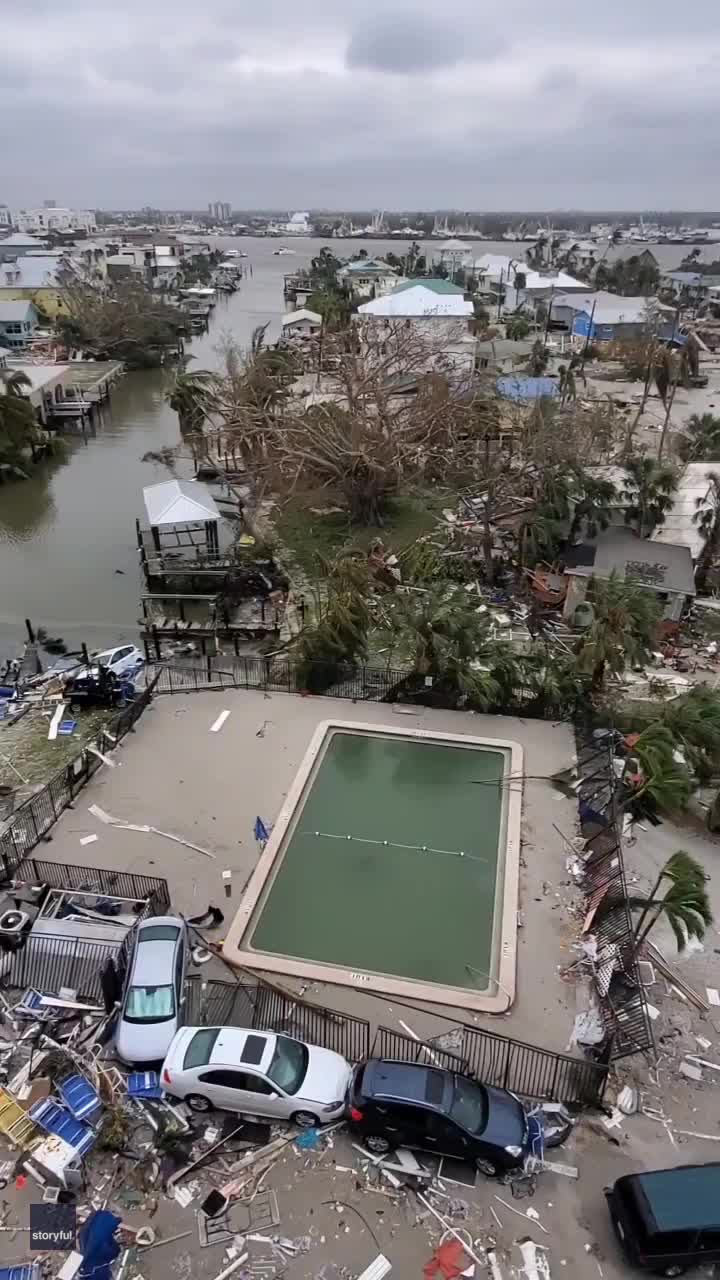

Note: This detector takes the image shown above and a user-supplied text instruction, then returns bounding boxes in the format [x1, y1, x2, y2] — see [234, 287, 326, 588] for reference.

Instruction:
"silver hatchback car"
[115, 916, 188, 1064]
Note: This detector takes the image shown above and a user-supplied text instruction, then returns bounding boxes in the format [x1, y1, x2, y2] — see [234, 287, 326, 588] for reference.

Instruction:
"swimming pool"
[223, 721, 523, 1012]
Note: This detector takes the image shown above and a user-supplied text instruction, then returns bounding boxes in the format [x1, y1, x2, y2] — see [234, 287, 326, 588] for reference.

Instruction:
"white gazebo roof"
[143, 479, 220, 526]
[281, 308, 323, 326]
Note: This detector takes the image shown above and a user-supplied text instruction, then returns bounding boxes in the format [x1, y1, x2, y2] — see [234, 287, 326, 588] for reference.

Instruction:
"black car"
[346, 1058, 532, 1176]
[606, 1163, 720, 1276]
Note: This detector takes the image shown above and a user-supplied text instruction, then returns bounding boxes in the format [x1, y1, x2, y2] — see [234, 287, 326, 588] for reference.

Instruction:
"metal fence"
[183, 978, 606, 1105]
[373, 1024, 607, 1106]
[17, 859, 171, 917]
[146, 657, 582, 720]
[575, 732, 654, 1061]
[0, 934, 120, 1002]
[184, 976, 372, 1064]
[0, 674, 160, 882]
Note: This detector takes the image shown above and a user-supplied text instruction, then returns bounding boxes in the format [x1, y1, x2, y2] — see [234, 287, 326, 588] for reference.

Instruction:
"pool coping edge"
[222, 719, 523, 1015]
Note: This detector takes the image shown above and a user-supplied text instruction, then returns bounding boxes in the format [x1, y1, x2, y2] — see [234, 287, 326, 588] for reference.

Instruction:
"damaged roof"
[565, 526, 696, 596]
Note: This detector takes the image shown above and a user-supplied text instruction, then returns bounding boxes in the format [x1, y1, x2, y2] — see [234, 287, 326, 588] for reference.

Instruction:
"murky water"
[0, 236, 685, 658]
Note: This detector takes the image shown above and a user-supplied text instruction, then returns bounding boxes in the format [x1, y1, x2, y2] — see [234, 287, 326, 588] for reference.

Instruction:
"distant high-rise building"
[208, 201, 232, 222]
[43, 199, 57, 209]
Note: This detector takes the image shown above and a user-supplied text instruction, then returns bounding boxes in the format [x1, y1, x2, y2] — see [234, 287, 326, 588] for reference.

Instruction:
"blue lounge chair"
[29, 1098, 96, 1157]
[59, 1074, 102, 1124]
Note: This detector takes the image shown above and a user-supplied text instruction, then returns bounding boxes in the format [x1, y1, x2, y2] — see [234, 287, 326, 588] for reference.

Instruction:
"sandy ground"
[3, 688, 720, 1279]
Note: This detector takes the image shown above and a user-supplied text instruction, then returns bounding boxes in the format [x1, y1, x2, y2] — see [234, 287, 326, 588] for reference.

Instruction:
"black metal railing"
[184, 976, 372, 1064]
[185, 978, 259, 1029]
[0, 934, 120, 1002]
[0, 674, 160, 882]
[16, 859, 170, 917]
[373, 1023, 607, 1105]
[252, 985, 371, 1063]
[146, 657, 583, 720]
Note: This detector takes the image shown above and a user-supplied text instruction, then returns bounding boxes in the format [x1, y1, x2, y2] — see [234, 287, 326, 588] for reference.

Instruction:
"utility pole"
[579, 297, 597, 373]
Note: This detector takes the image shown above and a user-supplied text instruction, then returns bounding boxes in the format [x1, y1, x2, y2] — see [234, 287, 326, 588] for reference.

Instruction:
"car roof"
[209, 1027, 275, 1071]
[173, 1025, 276, 1073]
[130, 917, 183, 983]
[361, 1059, 448, 1108]
[628, 1164, 720, 1233]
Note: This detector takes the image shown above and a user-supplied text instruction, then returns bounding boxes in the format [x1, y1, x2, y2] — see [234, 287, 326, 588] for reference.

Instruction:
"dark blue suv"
[346, 1058, 534, 1176]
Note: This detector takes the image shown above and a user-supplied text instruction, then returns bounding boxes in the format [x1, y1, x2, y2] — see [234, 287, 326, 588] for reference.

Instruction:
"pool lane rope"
[303, 830, 487, 863]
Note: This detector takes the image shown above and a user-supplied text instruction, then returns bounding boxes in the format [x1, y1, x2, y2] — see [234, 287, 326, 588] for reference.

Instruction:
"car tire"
[292, 1110, 319, 1128]
[476, 1158, 499, 1177]
[364, 1134, 392, 1155]
[186, 1094, 212, 1112]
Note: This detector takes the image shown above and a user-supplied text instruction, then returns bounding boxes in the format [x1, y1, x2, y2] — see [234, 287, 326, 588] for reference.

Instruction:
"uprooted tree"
[216, 322, 623, 534]
[55, 277, 186, 368]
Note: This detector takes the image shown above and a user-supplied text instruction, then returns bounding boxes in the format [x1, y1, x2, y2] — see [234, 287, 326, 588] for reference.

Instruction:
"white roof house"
[472, 253, 521, 281]
[281, 308, 322, 328]
[0, 254, 76, 289]
[358, 282, 473, 319]
[143, 480, 220, 527]
[520, 269, 587, 294]
[551, 291, 669, 325]
[0, 231, 48, 251]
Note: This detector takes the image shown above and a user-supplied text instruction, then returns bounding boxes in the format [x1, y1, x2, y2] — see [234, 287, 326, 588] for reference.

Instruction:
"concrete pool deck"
[28, 689, 581, 1053]
[223, 721, 522, 1012]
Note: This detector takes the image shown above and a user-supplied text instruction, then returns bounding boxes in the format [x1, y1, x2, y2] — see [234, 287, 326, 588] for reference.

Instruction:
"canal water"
[0, 237, 685, 660]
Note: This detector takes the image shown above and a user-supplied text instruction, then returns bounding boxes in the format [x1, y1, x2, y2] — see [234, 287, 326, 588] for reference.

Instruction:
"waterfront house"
[0, 252, 80, 318]
[660, 270, 720, 302]
[357, 279, 475, 375]
[600, 245, 660, 273]
[339, 258, 400, 299]
[0, 301, 41, 351]
[437, 239, 473, 272]
[281, 308, 322, 341]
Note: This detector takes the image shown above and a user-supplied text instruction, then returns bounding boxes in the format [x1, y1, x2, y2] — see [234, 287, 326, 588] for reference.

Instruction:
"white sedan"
[161, 1025, 352, 1127]
[92, 645, 145, 678]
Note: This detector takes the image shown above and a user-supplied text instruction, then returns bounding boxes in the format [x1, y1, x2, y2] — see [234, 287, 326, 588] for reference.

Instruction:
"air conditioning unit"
[0, 909, 29, 935]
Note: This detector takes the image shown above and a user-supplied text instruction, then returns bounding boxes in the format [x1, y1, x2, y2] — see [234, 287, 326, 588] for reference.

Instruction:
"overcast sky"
[3, 0, 719, 210]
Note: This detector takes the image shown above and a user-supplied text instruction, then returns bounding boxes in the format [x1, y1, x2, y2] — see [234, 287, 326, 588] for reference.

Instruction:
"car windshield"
[448, 1078, 488, 1134]
[125, 984, 175, 1023]
[266, 1035, 309, 1094]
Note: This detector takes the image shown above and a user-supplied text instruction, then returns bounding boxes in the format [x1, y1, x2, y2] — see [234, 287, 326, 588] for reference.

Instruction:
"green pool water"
[249, 729, 507, 989]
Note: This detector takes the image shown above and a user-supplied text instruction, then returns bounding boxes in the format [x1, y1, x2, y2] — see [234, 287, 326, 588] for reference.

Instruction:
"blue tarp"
[79, 1211, 122, 1280]
[496, 375, 559, 403]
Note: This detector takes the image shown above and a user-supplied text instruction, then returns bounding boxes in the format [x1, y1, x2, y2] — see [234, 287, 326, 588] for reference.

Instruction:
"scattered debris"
[210, 710, 231, 733]
[617, 1086, 638, 1115]
[495, 1198, 548, 1235]
[679, 1062, 703, 1082]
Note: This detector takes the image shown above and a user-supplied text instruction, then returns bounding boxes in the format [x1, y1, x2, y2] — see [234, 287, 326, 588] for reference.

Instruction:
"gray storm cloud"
[1, 0, 719, 207]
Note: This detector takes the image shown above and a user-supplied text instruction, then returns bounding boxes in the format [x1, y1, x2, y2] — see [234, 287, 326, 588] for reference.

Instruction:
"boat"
[273, 246, 296, 256]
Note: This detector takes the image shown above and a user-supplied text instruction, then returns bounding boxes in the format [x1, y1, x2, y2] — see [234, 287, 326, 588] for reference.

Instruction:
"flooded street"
[0, 237, 684, 659]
